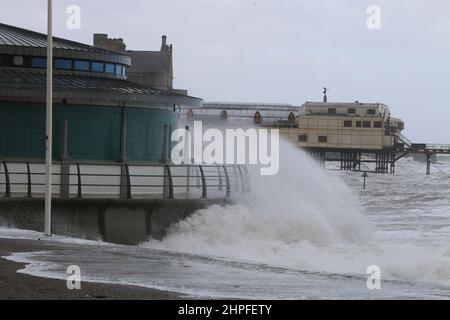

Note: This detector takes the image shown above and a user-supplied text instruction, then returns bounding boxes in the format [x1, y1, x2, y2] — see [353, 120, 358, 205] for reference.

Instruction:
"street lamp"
[44, 0, 53, 236]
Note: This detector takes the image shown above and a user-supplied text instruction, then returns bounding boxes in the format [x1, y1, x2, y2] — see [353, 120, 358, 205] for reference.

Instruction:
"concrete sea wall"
[0, 198, 228, 245]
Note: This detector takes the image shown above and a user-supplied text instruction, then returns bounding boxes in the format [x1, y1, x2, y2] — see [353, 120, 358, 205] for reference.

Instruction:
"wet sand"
[0, 238, 186, 300]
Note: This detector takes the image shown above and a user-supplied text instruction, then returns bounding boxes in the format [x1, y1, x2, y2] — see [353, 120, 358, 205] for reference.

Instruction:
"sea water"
[2, 142, 450, 299]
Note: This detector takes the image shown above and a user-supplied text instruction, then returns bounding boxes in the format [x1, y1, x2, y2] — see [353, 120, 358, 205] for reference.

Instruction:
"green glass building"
[0, 23, 202, 163]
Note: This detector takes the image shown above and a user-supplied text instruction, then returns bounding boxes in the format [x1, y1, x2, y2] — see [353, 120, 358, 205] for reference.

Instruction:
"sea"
[2, 143, 450, 299]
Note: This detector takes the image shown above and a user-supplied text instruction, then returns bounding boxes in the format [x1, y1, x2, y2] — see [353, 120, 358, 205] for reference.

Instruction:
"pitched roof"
[0, 69, 203, 107]
[0, 22, 113, 53]
[0, 68, 170, 95]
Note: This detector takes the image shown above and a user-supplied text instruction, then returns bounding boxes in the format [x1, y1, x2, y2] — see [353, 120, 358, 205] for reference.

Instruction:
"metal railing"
[425, 144, 450, 151]
[0, 160, 250, 200]
[398, 134, 412, 147]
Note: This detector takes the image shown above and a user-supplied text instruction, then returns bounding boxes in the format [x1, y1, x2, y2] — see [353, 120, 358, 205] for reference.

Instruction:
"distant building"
[93, 34, 185, 94]
[0, 23, 201, 162]
[180, 101, 406, 151]
[93, 33, 127, 53]
[180, 102, 300, 127]
[296, 102, 405, 151]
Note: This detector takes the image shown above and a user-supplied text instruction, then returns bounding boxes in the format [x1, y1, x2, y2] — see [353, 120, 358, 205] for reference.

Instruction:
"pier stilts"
[426, 153, 431, 175]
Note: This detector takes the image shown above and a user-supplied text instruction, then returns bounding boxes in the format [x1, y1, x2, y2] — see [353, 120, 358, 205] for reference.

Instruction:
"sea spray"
[145, 140, 371, 269]
[144, 143, 450, 286]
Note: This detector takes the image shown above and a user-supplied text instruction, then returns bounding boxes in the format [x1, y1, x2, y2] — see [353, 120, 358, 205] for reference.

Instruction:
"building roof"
[0, 23, 200, 107]
[180, 102, 299, 126]
[0, 69, 202, 107]
[0, 22, 113, 53]
[303, 101, 387, 109]
[0, 68, 164, 93]
[203, 102, 299, 111]
[0, 23, 131, 65]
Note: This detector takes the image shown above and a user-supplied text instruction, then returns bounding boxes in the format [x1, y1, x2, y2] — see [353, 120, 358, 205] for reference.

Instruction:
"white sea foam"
[144, 141, 450, 286]
[2, 142, 450, 296]
[0, 226, 111, 247]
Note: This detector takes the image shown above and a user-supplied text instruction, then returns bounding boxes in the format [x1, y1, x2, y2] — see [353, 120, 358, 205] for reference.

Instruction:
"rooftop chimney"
[161, 35, 168, 51]
[93, 34, 108, 46]
[93, 33, 126, 53]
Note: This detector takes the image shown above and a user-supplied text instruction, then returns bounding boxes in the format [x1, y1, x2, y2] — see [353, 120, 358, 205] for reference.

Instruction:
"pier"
[183, 101, 450, 176]
[307, 139, 450, 175]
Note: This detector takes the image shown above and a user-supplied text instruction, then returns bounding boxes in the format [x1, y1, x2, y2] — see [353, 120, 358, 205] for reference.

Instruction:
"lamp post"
[362, 171, 368, 190]
[44, 0, 53, 236]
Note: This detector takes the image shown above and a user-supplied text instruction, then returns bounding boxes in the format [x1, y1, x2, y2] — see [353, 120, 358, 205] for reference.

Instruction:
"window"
[344, 120, 353, 128]
[318, 136, 328, 143]
[0, 55, 13, 67]
[92, 62, 104, 72]
[31, 57, 47, 68]
[187, 109, 194, 120]
[254, 111, 262, 124]
[374, 121, 383, 128]
[105, 63, 115, 74]
[115, 65, 123, 75]
[367, 109, 376, 115]
[348, 108, 356, 114]
[74, 60, 90, 71]
[356, 121, 362, 128]
[122, 67, 127, 76]
[288, 112, 295, 123]
[220, 110, 228, 120]
[363, 121, 371, 128]
[13, 56, 24, 66]
[55, 59, 72, 70]
[298, 135, 308, 142]
[328, 108, 336, 115]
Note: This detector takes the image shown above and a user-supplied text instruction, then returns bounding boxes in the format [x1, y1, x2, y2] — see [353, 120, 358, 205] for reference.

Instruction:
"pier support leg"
[426, 153, 431, 175]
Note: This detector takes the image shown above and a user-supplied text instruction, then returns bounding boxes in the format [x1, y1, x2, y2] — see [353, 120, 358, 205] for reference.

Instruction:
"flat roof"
[303, 102, 387, 109]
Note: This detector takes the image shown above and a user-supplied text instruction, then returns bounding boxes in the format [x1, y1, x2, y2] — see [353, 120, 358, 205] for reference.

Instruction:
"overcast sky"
[1, 0, 450, 142]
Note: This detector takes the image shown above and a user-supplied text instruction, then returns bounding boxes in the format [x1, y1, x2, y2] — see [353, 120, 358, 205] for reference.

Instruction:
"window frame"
[74, 60, 90, 71]
[298, 135, 308, 142]
[31, 57, 47, 69]
[92, 62, 105, 73]
[318, 136, 328, 143]
[343, 120, 353, 128]
[328, 108, 337, 115]
[105, 63, 115, 74]
[374, 121, 383, 128]
[115, 65, 123, 75]
[54, 59, 72, 70]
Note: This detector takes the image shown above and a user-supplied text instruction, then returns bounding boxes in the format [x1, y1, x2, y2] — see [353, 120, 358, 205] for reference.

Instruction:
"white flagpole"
[44, 0, 53, 236]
